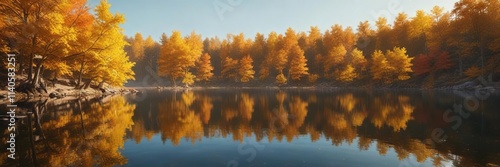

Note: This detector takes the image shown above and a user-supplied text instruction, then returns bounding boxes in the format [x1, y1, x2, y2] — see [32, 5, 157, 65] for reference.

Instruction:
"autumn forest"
[2, 1, 500, 166]
[128, 0, 500, 88]
[1, 0, 500, 89]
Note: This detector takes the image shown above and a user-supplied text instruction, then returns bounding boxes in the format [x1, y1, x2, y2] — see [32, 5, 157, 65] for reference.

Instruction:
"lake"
[1, 88, 500, 167]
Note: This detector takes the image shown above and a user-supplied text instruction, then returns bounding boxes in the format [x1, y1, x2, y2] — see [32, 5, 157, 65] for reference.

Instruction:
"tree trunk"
[28, 34, 38, 81]
[31, 64, 43, 86]
[76, 56, 85, 88]
[83, 79, 93, 89]
[40, 66, 45, 79]
[28, 54, 34, 81]
[171, 77, 176, 87]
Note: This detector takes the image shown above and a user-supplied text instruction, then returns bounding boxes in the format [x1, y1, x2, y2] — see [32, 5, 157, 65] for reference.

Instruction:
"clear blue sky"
[87, 0, 458, 41]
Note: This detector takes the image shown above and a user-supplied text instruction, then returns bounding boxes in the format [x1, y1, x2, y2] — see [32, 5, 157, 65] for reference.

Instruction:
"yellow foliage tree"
[386, 47, 414, 81]
[370, 48, 413, 83]
[76, 0, 134, 87]
[334, 48, 368, 82]
[185, 31, 204, 62]
[239, 55, 255, 82]
[283, 27, 299, 50]
[259, 31, 279, 80]
[338, 65, 357, 82]
[288, 45, 309, 81]
[228, 33, 252, 60]
[158, 31, 186, 86]
[276, 73, 287, 85]
[158, 31, 203, 87]
[324, 45, 347, 78]
[350, 48, 368, 76]
[274, 49, 288, 74]
[221, 57, 239, 81]
[370, 50, 392, 83]
[131, 32, 145, 61]
[144, 35, 156, 49]
[0, 0, 94, 85]
[409, 10, 433, 39]
[54, 0, 94, 79]
[182, 72, 196, 86]
[196, 53, 214, 81]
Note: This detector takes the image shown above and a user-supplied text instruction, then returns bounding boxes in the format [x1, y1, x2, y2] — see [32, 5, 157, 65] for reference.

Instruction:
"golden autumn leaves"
[238, 55, 255, 82]
[0, 0, 134, 87]
[155, 26, 414, 86]
[371, 48, 414, 83]
[3, 0, 497, 87]
[158, 31, 203, 86]
[196, 53, 215, 82]
[154, 28, 313, 86]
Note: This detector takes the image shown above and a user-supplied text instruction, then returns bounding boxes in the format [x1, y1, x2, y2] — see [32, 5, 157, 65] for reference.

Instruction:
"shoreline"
[129, 85, 500, 92]
[1, 81, 498, 105]
[126, 75, 500, 92]
[0, 84, 136, 105]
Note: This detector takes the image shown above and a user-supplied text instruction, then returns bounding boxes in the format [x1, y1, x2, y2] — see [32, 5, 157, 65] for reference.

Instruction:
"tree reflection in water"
[2, 89, 499, 167]
[127, 89, 500, 167]
[0, 96, 135, 167]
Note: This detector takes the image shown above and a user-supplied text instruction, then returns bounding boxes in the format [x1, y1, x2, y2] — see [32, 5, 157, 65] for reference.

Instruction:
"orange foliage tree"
[196, 53, 214, 82]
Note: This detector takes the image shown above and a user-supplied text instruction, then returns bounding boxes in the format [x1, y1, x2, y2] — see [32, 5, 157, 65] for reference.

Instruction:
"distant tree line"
[126, 0, 500, 87]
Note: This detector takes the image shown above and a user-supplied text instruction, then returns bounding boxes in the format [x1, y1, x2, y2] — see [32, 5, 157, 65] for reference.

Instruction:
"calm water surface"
[1, 89, 500, 167]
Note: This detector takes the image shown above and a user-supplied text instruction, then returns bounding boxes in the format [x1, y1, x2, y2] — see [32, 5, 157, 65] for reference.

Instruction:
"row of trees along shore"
[0, 0, 134, 89]
[128, 0, 499, 87]
[2, 0, 499, 89]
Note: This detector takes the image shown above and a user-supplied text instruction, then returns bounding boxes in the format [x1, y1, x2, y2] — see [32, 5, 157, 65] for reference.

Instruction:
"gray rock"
[453, 81, 479, 90]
